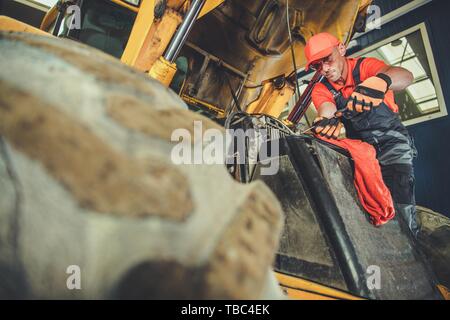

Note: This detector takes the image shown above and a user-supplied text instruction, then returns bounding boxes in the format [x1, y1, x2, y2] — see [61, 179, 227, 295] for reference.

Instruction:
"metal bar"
[235, 74, 248, 103]
[185, 42, 247, 78]
[287, 72, 323, 124]
[191, 55, 210, 95]
[164, 0, 206, 63]
[52, 1, 66, 36]
[393, 54, 418, 66]
[415, 97, 438, 105]
[226, 73, 248, 114]
[410, 77, 433, 85]
[223, 70, 243, 113]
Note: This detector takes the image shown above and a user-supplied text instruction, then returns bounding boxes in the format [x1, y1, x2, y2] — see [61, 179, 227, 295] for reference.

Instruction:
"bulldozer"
[0, 0, 449, 300]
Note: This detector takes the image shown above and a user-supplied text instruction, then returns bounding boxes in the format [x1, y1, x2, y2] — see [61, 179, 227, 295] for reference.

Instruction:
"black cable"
[243, 83, 264, 89]
[286, 0, 301, 102]
[399, 40, 409, 67]
[244, 68, 299, 90]
[226, 76, 242, 112]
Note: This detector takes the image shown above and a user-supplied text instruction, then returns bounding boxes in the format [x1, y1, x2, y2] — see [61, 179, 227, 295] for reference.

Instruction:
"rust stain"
[134, 9, 182, 72]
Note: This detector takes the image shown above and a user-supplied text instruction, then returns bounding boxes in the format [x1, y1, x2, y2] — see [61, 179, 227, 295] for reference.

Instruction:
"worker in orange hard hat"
[304, 32, 419, 237]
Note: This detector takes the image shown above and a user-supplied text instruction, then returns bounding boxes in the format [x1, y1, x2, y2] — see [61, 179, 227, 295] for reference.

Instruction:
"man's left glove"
[312, 116, 343, 139]
[345, 73, 392, 113]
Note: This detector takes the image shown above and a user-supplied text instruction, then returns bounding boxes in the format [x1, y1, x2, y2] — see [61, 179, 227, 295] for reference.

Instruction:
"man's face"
[312, 47, 346, 82]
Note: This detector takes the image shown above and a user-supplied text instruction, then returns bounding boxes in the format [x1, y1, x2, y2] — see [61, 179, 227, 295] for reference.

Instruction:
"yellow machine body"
[1, 0, 418, 301]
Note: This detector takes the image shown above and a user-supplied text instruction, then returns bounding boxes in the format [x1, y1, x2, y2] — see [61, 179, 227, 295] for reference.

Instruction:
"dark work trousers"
[369, 129, 419, 238]
[341, 103, 419, 237]
[381, 163, 418, 237]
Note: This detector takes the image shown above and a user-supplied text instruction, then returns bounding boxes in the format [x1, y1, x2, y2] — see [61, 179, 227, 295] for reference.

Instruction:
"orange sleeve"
[311, 83, 335, 110]
[359, 57, 387, 81]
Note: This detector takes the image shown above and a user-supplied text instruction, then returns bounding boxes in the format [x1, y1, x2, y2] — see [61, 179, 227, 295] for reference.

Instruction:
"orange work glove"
[312, 116, 344, 139]
[345, 73, 392, 113]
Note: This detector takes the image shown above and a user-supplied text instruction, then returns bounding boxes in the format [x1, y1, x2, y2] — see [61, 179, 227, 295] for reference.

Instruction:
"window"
[285, 23, 447, 128]
[27, 0, 58, 8]
[52, 0, 137, 59]
[74, 0, 137, 58]
[353, 23, 447, 126]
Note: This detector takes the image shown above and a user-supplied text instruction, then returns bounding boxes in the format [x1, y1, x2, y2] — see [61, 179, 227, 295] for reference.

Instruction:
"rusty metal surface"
[180, 0, 365, 114]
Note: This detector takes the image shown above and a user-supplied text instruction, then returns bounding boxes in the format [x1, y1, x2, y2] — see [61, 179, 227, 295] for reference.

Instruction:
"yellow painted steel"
[253, 0, 367, 117]
[121, 0, 156, 66]
[0, 15, 51, 36]
[6, 0, 224, 85]
[181, 94, 225, 117]
[198, 0, 224, 18]
[275, 272, 364, 300]
[437, 285, 450, 300]
[359, 0, 373, 11]
[110, 0, 140, 12]
[246, 82, 295, 118]
[39, 4, 58, 31]
[149, 56, 177, 86]
[281, 286, 337, 300]
[134, 8, 182, 72]
[282, 118, 294, 128]
[121, 0, 223, 67]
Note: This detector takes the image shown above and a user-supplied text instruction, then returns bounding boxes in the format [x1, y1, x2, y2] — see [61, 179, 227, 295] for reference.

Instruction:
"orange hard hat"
[304, 32, 340, 70]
